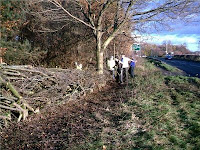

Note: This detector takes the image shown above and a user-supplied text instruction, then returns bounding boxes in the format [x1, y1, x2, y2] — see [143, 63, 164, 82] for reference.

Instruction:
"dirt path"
[1, 80, 141, 150]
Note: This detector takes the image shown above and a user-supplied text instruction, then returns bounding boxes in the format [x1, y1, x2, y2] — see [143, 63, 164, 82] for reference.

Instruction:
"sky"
[145, 22, 200, 52]
[133, 2, 200, 52]
[140, 11, 200, 52]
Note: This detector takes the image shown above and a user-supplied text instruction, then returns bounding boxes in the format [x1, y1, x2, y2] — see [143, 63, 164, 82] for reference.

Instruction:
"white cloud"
[145, 34, 199, 52]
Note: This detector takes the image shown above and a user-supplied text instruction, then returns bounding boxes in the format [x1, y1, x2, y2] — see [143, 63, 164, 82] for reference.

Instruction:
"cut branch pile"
[0, 64, 107, 129]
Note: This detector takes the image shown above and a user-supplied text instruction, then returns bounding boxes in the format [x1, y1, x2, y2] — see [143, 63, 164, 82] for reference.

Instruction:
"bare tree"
[24, 0, 200, 74]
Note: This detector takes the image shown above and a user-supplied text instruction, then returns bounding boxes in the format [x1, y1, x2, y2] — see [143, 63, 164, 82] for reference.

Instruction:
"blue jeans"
[130, 66, 135, 78]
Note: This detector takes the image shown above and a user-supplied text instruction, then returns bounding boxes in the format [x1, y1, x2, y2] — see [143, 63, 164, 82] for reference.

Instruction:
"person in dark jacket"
[114, 56, 122, 83]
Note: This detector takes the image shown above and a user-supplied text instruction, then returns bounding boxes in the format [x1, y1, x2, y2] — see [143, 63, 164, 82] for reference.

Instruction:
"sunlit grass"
[125, 60, 200, 149]
[148, 58, 181, 72]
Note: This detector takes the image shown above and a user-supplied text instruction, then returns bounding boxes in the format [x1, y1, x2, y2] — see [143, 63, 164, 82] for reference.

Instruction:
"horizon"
[134, 13, 200, 52]
[146, 34, 199, 52]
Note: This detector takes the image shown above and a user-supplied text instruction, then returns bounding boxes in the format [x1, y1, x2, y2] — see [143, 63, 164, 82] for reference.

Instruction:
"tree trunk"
[97, 49, 104, 74]
[96, 32, 116, 74]
[96, 31, 104, 74]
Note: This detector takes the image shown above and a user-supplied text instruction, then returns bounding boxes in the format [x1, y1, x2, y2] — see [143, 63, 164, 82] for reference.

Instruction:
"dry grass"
[1, 58, 200, 150]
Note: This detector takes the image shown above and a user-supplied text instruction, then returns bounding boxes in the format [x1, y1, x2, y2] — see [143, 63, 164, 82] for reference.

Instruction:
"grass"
[76, 60, 200, 149]
[1, 59, 200, 150]
[148, 58, 180, 72]
[124, 60, 200, 149]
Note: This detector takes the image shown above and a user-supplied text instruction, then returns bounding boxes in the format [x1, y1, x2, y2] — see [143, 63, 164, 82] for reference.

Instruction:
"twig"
[0, 104, 20, 112]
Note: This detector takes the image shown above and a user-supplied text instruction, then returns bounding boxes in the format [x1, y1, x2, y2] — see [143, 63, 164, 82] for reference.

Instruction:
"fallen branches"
[0, 75, 36, 128]
[0, 64, 107, 129]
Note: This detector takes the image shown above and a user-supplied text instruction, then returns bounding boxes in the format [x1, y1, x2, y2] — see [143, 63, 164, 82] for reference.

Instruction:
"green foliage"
[0, 1, 22, 20]
[0, 0, 24, 40]
[0, 0, 41, 65]
[1, 40, 45, 65]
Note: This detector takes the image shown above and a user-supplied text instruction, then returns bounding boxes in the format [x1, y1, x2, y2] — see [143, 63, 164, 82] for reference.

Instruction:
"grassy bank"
[1, 59, 200, 149]
[147, 58, 182, 73]
[125, 60, 200, 149]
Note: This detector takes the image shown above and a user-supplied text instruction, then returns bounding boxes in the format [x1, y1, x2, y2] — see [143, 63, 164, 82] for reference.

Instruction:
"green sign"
[132, 44, 141, 51]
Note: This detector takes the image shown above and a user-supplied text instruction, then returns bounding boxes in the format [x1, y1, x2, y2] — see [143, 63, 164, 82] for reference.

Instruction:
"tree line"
[141, 41, 191, 57]
[1, 0, 200, 73]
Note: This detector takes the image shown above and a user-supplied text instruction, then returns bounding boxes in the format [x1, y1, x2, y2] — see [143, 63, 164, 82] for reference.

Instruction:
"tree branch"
[50, 0, 95, 30]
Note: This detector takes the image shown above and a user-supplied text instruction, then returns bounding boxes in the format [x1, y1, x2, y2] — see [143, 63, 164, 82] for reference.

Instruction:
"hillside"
[1, 59, 200, 149]
[1, 1, 200, 149]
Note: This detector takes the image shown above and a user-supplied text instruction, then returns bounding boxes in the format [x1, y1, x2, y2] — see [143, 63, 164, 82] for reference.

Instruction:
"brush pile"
[0, 64, 107, 129]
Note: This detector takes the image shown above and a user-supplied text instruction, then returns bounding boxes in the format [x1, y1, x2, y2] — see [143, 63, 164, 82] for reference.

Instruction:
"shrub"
[1, 40, 46, 66]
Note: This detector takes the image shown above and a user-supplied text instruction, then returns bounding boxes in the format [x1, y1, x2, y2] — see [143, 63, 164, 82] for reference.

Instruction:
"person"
[120, 55, 132, 83]
[107, 56, 115, 79]
[114, 56, 122, 83]
[129, 58, 136, 78]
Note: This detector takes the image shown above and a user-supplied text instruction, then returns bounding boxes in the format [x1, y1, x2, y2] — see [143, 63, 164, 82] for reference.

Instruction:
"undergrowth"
[1, 40, 46, 66]
[1, 59, 199, 150]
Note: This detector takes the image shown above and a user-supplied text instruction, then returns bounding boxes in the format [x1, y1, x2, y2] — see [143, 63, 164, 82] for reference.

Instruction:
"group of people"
[107, 55, 136, 83]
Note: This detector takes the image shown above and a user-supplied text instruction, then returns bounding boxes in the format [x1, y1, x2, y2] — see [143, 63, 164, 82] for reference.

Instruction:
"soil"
[1, 69, 141, 149]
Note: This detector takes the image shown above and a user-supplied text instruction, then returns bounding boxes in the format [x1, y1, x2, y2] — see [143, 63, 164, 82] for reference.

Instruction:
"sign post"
[132, 44, 141, 51]
[132, 44, 141, 57]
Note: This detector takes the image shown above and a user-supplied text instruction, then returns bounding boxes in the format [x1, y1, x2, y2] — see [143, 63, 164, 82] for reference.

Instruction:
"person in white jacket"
[120, 55, 132, 83]
[107, 56, 116, 79]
